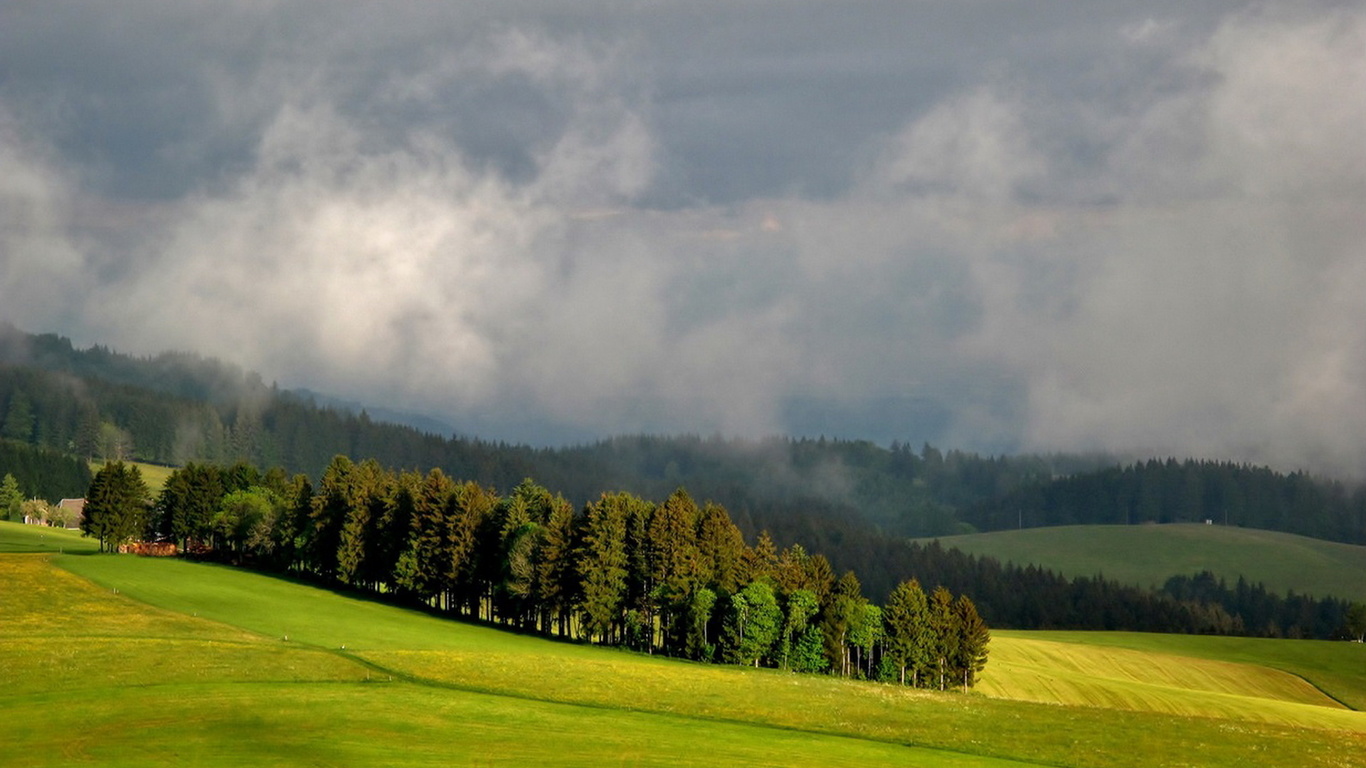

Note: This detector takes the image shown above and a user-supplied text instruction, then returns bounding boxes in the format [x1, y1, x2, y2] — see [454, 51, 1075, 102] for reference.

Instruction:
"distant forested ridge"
[7, 325, 1365, 547]
[5, 323, 1366, 630]
[961, 458, 1366, 545]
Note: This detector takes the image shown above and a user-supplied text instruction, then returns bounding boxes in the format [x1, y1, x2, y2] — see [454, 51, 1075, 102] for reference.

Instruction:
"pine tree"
[0, 473, 22, 522]
[310, 455, 356, 582]
[2, 391, 35, 442]
[398, 468, 457, 604]
[156, 463, 224, 548]
[954, 594, 990, 689]
[743, 530, 780, 585]
[534, 491, 579, 637]
[929, 585, 960, 690]
[81, 461, 149, 552]
[649, 488, 701, 654]
[821, 571, 865, 677]
[884, 578, 932, 686]
[578, 492, 636, 644]
[695, 501, 745, 594]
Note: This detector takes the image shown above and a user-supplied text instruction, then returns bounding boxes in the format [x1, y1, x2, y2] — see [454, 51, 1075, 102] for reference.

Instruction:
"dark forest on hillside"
[2, 325, 1363, 639]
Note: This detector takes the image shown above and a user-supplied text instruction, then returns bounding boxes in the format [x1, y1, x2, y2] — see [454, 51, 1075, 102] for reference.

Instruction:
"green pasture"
[14, 550, 1358, 767]
[4, 553, 1015, 768]
[0, 520, 97, 554]
[89, 459, 176, 494]
[925, 523, 1366, 601]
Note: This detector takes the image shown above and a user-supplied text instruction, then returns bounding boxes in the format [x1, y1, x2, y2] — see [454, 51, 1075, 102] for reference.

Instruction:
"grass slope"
[1007, 629, 1366, 712]
[1, 553, 1020, 768]
[0, 520, 97, 554]
[89, 459, 176, 494]
[925, 523, 1366, 601]
[23, 551, 1362, 767]
[979, 633, 1366, 732]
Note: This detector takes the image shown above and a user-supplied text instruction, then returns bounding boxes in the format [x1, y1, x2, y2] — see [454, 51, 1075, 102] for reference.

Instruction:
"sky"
[2, 1, 1364, 476]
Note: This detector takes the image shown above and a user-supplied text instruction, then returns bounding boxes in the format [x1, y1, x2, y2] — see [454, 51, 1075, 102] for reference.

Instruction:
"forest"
[2, 324, 1361, 640]
[83, 458, 989, 690]
[6, 324, 1366, 546]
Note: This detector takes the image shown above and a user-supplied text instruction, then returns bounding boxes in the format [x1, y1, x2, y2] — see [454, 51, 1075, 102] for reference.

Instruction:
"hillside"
[5, 325, 1366, 550]
[4, 325, 1366, 635]
[925, 523, 1366, 603]
[3, 534, 1364, 767]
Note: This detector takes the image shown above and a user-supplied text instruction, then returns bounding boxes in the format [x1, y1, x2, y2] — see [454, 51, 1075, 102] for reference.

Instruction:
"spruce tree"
[81, 461, 149, 552]
[884, 579, 932, 686]
[0, 473, 22, 522]
[578, 492, 635, 643]
[954, 594, 990, 689]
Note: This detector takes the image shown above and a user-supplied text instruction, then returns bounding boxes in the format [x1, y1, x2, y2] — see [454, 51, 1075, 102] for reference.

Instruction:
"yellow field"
[981, 633, 1366, 731]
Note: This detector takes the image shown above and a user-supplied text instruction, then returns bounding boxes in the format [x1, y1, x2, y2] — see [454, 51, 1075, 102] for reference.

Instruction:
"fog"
[1, 2, 1363, 475]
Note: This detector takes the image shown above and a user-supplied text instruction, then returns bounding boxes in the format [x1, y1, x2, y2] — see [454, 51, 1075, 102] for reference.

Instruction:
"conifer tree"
[695, 501, 745, 594]
[310, 455, 356, 582]
[0, 473, 22, 522]
[929, 585, 960, 690]
[534, 491, 579, 636]
[884, 578, 932, 686]
[578, 492, 636, 643]
[649, 488, 701, 653]
[81, 461, 149, 552]
[822, 571, 865, 677]
[954, 594, 990, 689]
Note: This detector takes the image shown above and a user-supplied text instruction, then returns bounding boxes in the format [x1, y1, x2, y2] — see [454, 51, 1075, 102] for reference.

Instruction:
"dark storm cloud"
[2, 1, 1364, 476]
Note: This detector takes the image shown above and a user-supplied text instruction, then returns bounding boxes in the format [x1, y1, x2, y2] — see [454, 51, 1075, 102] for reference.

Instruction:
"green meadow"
[4, 521, 1366, 767]
[0, 520, 97, 554]
[925, 523, 1366, 601]
[88, 459, 177, 495]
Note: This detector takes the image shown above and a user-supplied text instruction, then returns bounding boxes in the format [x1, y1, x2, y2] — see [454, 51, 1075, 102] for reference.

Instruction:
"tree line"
[840, 538, 1358, 641]
[962, 458, 1366, 544]
[82, 458, 990, 690]
[9, 324, 1366, 547]
[8, 324, 1366, 640]
[0, 438, 92, 512]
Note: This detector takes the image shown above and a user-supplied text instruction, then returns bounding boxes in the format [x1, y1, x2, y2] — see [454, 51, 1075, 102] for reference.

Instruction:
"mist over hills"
[4, 324, 1364, 543]
[5, 324, 1366, 636]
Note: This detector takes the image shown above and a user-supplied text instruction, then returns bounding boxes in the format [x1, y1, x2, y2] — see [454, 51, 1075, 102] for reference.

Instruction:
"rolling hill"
[925, 523, 1366, 603]
[4, 521, 1366, 767]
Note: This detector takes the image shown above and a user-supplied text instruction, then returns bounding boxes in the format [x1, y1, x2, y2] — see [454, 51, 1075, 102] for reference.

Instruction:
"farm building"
[25, 498, 85, 529]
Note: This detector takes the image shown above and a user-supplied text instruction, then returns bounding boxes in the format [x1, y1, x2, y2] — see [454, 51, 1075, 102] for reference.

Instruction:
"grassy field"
[6, 528, 1366, 766]
[1003, 629, 1366, 711]
[979, 632, 1366, 731]
[0, 520, 98, 554]
[1, 552, 1016, 768]
[89, 459, 177, 494]
[924, 523, 1366, 601]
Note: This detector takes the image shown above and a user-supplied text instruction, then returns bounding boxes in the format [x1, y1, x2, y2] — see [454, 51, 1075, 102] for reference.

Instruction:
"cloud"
[2, 1, 1365, 478]
[949, 5, 1366, 475]
[0, 108, 92, 329]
